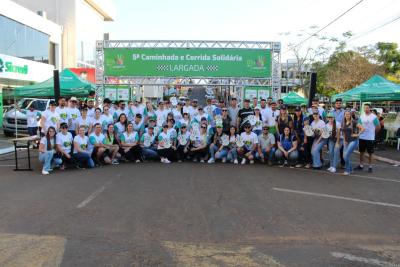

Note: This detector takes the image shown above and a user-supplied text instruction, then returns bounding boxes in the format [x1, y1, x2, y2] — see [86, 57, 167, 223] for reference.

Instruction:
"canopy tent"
[282, 91, 308, 105]
[331, 75, 400, 102]
[14, 68, 95, 97]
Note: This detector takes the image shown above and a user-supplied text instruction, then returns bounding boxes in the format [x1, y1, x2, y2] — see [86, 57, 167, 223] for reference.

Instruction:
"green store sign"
[104, 48, 271, 78]
[0, 58, 28, 74]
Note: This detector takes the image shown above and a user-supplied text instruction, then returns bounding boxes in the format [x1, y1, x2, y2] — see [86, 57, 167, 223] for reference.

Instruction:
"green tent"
[282, 91, 308, 105]
[331, 75, 400, 102]
[14, 68, 95, 97]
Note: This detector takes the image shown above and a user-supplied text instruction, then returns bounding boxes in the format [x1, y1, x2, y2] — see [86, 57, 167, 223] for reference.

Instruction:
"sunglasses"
[222, 110, 228, 112]
[201, 126, 207, 129]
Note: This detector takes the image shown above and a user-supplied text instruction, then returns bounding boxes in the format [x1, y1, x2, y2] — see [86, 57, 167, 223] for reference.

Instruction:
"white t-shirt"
[40, 136, 56, 152]
[121, 131, 139, 144]
[87, 108, 95, 120]
[311, 119, 326, 131]
[260, 107, 271, 122]
[265, 109, 280, 127]
[77, 116, 91, 133]
[240, 132, 258, 150]
[88, 132, 105, 153]
[326, 121, 341, 138]
[67, 107, 81, 131]
[25, 110, 40, 128]
[114, 122, 126, 135]
[141, 132, 156, 148]
[167, 128, 177, 140]
[73, 135, 89, 153]
[359, 113, 379, 141]
[56, 132, 73, 154]
[172, 109, 183, 121]
[157, 131, 172, 149]
[42, 109, 60, 132]
[55, 107, 68, 124]
[100, 114, 114, 131]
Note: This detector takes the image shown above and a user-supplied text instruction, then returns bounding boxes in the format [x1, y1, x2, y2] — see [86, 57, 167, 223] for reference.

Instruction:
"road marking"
[331, 252, 400, 267]
[273, 187, 400, 208]
[76, 180, 113, 209]
[290, 166, 400, 184]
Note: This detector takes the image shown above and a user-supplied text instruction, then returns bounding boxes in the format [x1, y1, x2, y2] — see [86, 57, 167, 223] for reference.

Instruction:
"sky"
[104, 0, 400, 60]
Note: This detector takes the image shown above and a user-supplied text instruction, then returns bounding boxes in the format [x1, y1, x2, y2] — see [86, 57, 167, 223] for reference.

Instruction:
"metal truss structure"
[95, 40, 281, 100]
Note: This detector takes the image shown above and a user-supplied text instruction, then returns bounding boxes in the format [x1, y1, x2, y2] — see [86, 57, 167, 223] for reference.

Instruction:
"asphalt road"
[0, 150, 399, 267]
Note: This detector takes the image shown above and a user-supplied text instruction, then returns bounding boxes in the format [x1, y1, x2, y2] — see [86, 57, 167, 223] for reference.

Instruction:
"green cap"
[327, 112, 335, 118]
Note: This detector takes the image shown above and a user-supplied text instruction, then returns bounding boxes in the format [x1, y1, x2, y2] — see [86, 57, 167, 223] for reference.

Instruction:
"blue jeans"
[227, 148, 238, 161]
[343, 139, 359, 173]
[73, 152, 95, 168]
[311, 138, 328, 168]
[142, 147, 159, 160]
[215, 148, 228, 160]
[39, 151, 62, 171]
[256, 147, 276, 161]
[209, 144, 219, 159]
[328, 139, 343, 169]
[275, 149, 298, 165]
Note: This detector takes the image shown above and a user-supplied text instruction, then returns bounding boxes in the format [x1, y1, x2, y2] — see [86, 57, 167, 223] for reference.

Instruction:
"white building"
[281, 59, 313, 94]
[1, 0, 63, 95]
[11, 0, 116, 68]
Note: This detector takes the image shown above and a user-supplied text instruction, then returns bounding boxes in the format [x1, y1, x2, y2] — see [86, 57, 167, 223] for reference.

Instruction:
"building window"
[0, 15, 49, 63]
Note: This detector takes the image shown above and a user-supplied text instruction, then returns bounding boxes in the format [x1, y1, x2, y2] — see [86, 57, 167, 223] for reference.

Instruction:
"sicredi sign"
[0, 54, 54, 82]
[104, 48, 272, 78]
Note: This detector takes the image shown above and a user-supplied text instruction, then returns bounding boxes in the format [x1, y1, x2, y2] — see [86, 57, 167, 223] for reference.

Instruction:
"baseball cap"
[280, 104, 287, 110]
[70, 97, 78, 102]
[327, 112, 335, 118]
[294, 106, 301, 111]
[49, 100, 57, 106]
[244, 99, 250, 102]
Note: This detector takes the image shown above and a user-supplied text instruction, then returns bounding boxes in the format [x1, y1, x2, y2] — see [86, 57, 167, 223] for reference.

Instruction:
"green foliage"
[376, 42, 400, 74]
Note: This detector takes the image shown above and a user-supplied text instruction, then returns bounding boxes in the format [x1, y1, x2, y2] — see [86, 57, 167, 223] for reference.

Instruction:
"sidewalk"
[0, 132, 15, 154]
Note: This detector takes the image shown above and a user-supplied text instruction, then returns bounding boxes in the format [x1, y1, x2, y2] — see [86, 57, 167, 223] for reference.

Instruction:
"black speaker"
[53, 69, 60, 103]
[309, 72, 317, 107]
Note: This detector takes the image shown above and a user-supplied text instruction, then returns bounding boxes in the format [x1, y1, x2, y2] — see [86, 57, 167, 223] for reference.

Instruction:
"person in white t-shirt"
[38, 126, 62, 175]
[66, 97, 81, 136]
[310, 111, 327, 169]
[119, 122, 142, 162]
[18, 104, 41, 137]
[40, 101, 60, 134]
[56, 122, 74, 170]
[356, 104, 381, 173]
[89, 123, 109, 165]
[76, 107, 91, 134]
[73, 126, 95, 168]
[238, 123, 258, 164]
[55, 97, 68, 124]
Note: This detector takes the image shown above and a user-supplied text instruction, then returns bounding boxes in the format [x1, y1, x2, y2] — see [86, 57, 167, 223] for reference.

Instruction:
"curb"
[354, 151, 400, 166]
[0, 147, 14, 155]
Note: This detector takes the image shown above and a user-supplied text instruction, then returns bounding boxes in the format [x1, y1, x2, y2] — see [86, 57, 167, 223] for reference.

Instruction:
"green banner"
[104, 48, 271, 78]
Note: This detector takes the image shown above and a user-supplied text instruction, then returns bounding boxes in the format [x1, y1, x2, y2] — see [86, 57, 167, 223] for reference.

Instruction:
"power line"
[283, 0, 365, 54]
[347, 14, 400, 43]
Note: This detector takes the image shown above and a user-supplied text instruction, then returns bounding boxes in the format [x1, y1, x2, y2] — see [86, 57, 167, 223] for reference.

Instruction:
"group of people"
[34, 95, 381, 176]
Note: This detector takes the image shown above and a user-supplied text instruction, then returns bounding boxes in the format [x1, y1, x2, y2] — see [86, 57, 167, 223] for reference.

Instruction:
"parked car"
[3, 98, 51, 137]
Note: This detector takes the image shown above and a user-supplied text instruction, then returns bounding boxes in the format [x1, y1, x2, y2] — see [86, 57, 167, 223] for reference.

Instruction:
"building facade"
[11, 0, 115, 68]
[0, 0, 63, 121]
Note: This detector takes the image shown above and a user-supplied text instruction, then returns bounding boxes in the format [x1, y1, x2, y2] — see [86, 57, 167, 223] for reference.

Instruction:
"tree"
[375, 42, 400, 74]
[319, 50, 384, 94]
